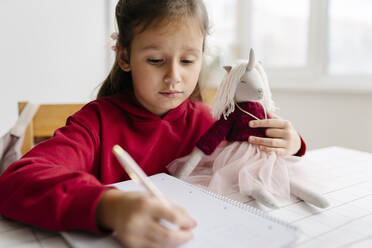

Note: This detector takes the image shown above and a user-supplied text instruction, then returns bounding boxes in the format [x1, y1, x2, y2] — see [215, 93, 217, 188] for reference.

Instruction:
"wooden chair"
[18, 102, 85, 155]
[17, 91, 218, 155]
[200, 88, 217, 106]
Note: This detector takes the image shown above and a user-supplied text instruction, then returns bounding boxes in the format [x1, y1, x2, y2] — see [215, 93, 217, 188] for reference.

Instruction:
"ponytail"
[96, 60, 132, 99]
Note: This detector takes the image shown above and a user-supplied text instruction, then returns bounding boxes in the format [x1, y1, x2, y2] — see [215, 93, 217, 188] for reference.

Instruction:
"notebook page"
[115, 173, 298, 248]
[63, 173, 298, 248]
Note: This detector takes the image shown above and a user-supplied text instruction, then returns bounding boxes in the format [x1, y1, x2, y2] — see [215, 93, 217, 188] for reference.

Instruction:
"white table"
[1, 146, 372, 248]
[0, 216, 68, 248]
[250, 147, 372, 247]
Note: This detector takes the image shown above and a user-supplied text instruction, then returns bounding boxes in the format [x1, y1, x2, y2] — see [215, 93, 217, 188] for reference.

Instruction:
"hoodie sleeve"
[196, 115, 233, 155]
[0, 104, 109, 234]
[295, 136, 307, 156]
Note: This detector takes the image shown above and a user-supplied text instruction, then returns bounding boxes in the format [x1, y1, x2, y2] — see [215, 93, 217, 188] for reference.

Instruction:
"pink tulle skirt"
[167, 141, 306, 200]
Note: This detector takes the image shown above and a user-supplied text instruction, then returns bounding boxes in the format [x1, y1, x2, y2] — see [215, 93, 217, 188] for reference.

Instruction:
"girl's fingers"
[258, 146, 287, 156]
[171, 205, 198, 229]
[265, 128, 287, 139]
[146, 221, 194, 247]
[249, 136, 286, 148]
[151, 201, 196, 229]
[249, 119, 291, 129]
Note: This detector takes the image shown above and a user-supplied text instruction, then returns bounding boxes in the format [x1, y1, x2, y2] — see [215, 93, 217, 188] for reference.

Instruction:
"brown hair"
[97, 0, 210, 100]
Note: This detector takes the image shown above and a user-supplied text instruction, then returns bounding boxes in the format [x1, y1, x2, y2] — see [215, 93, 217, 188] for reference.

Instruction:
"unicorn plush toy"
[168, 49, 329, 208]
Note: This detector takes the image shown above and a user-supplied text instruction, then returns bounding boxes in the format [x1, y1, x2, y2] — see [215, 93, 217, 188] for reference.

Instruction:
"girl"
[0, 1, 305, 247]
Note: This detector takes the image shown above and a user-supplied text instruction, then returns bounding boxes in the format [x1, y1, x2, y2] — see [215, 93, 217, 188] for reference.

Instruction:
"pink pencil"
[112, 145, 170, 207]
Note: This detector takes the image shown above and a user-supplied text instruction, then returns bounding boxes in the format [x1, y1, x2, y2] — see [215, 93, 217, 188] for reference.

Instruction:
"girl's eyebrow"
[184, 47, 201, 54]
[141, 45, 161, 51]
[140, 45, 201, 54]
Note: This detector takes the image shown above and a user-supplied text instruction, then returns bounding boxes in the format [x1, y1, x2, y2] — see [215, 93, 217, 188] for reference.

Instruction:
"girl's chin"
[163, 101, 183, 110]
[163, 101, 184, 110]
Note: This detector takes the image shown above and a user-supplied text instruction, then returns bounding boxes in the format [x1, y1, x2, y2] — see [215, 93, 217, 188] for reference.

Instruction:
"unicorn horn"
[246, 48, 255, 71]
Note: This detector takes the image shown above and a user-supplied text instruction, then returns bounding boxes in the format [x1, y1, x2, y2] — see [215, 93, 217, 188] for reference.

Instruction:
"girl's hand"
[96, 189, 197, 248]
[248, 113, 301, 156]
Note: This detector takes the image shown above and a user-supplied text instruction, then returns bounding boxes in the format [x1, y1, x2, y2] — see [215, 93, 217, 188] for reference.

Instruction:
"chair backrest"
[17, 92, 218, 155]
[200, 88, 217, 106]
[18, 102, 85, 155]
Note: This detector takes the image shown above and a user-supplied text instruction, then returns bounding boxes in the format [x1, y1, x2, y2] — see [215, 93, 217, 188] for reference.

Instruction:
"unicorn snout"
[257, 88, 264, 98]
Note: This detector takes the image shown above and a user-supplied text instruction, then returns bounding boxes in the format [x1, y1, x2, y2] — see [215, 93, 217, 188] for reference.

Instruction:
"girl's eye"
[182, 59, 194, 64]
[147, 59, 164, 64]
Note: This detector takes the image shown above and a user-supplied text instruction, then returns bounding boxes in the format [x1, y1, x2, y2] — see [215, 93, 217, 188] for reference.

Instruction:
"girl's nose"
[164, 62, 181, 84]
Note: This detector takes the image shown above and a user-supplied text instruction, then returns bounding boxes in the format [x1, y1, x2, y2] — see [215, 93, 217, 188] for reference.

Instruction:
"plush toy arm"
[174, 147, 204, 179]
[290, 180, 330, 208]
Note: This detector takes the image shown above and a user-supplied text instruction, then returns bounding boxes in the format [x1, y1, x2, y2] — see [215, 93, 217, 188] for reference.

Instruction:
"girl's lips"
[159, 91, 183, 98]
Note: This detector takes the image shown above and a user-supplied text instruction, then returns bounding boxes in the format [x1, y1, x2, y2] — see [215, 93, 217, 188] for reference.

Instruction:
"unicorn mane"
[255, 62, 277, 114]
[211, 61, 277, 120]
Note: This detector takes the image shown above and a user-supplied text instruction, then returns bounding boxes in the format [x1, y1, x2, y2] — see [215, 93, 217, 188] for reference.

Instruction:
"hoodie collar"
[106, 91, 189, 122]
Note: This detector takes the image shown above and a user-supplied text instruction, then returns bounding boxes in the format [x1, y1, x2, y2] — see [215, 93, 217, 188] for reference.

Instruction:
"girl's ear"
[223, 66, 232, 73]
[117, 47, 131, 72]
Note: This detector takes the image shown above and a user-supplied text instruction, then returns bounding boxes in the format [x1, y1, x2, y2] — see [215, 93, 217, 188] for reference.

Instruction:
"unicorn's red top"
[196, 101, 306, 155]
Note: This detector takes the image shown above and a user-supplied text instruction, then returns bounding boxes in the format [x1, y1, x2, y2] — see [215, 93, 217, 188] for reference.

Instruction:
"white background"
[1, 0, 371, 153]
[0, 0, 111, 136]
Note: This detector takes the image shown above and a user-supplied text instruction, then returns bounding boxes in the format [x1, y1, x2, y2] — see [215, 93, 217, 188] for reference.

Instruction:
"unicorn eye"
[240, 80, 247, 84]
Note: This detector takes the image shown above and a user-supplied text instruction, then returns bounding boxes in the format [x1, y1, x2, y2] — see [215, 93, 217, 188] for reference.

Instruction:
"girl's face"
[118, 17, 204, 116]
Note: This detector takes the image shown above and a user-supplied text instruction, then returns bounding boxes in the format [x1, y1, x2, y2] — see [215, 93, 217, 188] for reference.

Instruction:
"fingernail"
[249, 137, 255, 142]
[250, 121, 255, 127]
[192, 219, 197, 227]
[183, 219, 197, 229]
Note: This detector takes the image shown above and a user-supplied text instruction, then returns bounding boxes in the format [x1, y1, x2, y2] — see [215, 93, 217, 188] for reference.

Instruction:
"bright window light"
[251, 0, 310, 68]
[329, 0, 372, 75]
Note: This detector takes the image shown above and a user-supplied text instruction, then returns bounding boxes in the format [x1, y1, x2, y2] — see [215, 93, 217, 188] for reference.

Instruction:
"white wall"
[1, 1, 371, 154]
[273, 89, 372, 153]
[0, 0, 111, 136]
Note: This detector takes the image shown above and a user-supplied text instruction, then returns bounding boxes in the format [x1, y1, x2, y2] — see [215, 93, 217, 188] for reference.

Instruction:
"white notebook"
[62, 173, 298, 248]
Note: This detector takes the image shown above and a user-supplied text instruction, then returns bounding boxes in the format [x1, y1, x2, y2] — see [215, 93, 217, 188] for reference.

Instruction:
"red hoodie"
[0, 92, 215, 234]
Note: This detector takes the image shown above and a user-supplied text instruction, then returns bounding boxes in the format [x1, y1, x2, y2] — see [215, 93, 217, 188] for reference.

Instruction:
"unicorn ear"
[246, 48, 255, 71]
[223, 66, 232, 73]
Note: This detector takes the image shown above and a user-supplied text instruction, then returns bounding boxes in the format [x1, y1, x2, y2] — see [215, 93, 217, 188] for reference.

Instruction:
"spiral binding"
[169, 175, 298, 233]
